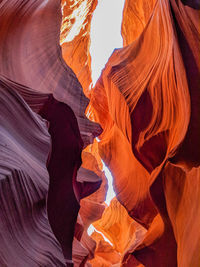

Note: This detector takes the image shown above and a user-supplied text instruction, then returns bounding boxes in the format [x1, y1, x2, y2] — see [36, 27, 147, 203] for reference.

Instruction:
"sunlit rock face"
[121, 0, 156, 45]
[89, 0, 200, 266]
[92, 198, 147, 259]
[60, 0, 97, 96]
[89, 231, 121, 266]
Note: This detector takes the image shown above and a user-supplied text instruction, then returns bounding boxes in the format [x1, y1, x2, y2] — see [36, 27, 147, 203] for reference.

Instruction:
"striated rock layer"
[0, 0, 102, 147]
[90, 0, 200, 266]
[0, 0, 102, 266]
[0, 80, 66, 266]
[0, 75, 103, 266]
[121, 0, 156, 45]
[0, 0, 200, 266]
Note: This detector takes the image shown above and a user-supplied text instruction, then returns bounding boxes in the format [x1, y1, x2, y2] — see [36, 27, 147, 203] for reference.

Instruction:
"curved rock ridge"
[72, 147, 108, 266]
[167, 0, 200, 169]
[76, 150, 108, 265]
[0, 81, 66, 266]
[72, 219, 97, 267]
[0, 75, 50, 113]
[0, 77, 104, 266]
[0, 0, 104, 264]
[79, 153, 107, 234]
[163, 163, 200, 267]
[0, 0, 102, 147]
[89, 0, 200, 266]
[89, 198, 147, 266]
[91, 0, 192, 174]
[89, 231, 121, 267]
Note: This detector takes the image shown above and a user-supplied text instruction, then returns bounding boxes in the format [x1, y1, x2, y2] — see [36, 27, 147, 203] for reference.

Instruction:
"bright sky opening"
[102, 161, 116, 205]
[62, 0, 126, 238]
[87, 0, 125, 238]
[87, 224, 113, 246]
[90, 0, 125, 206]
[90, 0, 125, 86]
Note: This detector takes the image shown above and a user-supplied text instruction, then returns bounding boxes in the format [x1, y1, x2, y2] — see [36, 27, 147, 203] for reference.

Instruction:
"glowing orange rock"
[93, 198, 146, 255]
[90, 0, 200, 266]
[163, 164, 200, 267]
[122, 0, 156, 45]
[61, 0, 97, 96]
[89, 232, 121, 266]
[78, 149, 107, 228]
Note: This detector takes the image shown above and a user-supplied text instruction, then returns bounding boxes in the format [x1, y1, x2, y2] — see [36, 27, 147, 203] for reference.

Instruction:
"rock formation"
[0, 0, 102, 266]
[0, 79, 66, 266]
[0, 0, 199, 266]
[89, 0, 200, 266]
[60, 0, 97, 96]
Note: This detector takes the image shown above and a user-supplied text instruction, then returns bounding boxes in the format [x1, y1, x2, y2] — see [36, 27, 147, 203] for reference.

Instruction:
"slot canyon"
[0, 0, 200, 266]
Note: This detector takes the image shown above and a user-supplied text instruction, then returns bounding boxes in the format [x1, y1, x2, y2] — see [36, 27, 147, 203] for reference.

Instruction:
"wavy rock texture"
[60, 6, 108, 259]
[93, 198, 146, 256]
[121, 0, 156, 45]
[0, 0, 199, 266]
[0, 80, 66, 266]
[89, 232, 121, 267]
[0, 0, 102, 146]
[90, 0, 200, 266]
[76, 151, 108, 265]
[0, 76, 102, 266]
[70, 150, 107, 265]
[73, 224, 97, 266]
[0, 0, 103, 266]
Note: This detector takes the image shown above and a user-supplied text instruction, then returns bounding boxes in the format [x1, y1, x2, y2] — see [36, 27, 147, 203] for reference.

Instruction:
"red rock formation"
[0, 1, 102, 266]
[39, 95, 84, 262]
[89, 232, 121, 266]
[0, 79, 66, 266]
[0, 0, 199, 266]
[121, 0, 156, 45]
[163, 163, 200, 266]
[0, 0, 101, 146]
[77, 150, 108, 265]
[89, 0, 200, 265]
[92, 197, 147, 266]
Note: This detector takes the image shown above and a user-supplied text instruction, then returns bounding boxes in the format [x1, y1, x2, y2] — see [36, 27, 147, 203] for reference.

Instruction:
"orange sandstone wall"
[122, 0, 156, 45]
[90, 0, 200, 266]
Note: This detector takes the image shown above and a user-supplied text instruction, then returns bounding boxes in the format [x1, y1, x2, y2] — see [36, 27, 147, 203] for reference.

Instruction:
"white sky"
[87, 162, 115, 242]
[89, 0, 125, 206]
[87, 0, 125, 237]
[90, 0, 125, 85]
[103, 161, 116, 205]
[60, 0, 126, 242]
